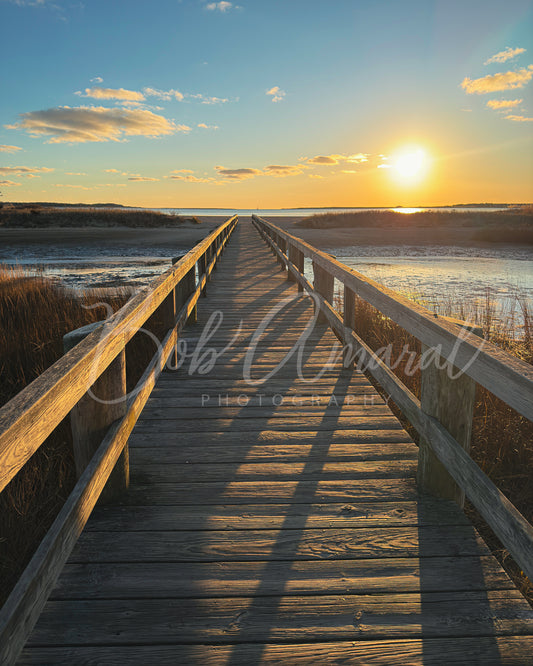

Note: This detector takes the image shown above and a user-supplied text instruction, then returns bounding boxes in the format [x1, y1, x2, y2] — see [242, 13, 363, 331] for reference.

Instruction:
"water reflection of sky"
[0, 244, 183, 289]
[304, 245, 533, 332]
[1, 241, 531, 331]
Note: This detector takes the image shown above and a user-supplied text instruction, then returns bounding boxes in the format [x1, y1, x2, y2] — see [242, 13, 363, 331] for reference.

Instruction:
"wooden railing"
[0, 214, 238, 664]
[252, 214, 533, 582]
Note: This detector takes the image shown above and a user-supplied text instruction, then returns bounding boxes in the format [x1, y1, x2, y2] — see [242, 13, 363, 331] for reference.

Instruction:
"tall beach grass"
[0, 267, 168, 605]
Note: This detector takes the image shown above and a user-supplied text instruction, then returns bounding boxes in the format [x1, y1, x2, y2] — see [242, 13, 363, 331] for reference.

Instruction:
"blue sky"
[1, 0, 532, 206]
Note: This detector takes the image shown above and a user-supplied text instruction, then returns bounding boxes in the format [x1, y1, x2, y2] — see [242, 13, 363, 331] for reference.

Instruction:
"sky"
[1, 0, 532, 208]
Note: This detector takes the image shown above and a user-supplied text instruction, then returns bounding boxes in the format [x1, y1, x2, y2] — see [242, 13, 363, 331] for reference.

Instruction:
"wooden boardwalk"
[19, 221, 533, 663]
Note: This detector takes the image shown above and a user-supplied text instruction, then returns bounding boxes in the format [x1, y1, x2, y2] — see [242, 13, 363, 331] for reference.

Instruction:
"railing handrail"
[252, 215, 533, 422]
[0, 215, 238, 493]
[252, 214, 533, 583]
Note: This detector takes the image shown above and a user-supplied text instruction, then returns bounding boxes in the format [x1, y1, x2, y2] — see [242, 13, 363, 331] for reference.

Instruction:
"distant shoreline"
[3, 201, 531, 211]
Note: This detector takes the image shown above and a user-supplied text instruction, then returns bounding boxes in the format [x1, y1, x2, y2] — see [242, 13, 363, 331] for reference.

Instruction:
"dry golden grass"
[0, 206, 201, 228]
[296, 209, 533, 243]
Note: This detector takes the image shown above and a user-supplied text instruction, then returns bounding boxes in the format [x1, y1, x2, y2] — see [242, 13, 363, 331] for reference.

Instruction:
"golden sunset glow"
[0, 1, 531, 208]
[391, 148, 429, 184]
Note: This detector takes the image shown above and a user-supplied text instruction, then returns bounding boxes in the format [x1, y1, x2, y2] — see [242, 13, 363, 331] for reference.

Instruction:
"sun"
[390, 147, 429, 183]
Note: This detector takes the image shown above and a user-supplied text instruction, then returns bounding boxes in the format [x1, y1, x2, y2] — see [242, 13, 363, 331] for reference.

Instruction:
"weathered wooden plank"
[26, 590, 533, 646]
[149, 389, 381, 403]
[133, 415, 402, 433]
[128, 423, 417, 448]
[84, 500, 468, 532]
[70, 525, 490, 562]
[50, 554, 512, 600]
[140, 398, 387, 414]
[117, 478, 419, 505]
[129, 441, 418, 463]
[138, 405, 398, 421]
[128, 428, 412, 449]
[131, 460, 417, 484]
[17, 635, 533, 665]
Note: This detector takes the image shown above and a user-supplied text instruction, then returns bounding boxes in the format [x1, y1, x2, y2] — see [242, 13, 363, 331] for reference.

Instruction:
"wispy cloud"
[144, 87, 184, 102]
[505, 114, 533, 122]
[308, 174, 324, 179]
[65, 172, 87, 176]
[0, 180, 21, 187]
[7, 106, 184, 143]
[197, 123, 219, 129]
[189, 93, 229, 105]
[128, 176, 160, 181]
[0, 144, 23, 153]
[461, 66, 533, 94]
[486, 99, 523, 109]
[266, 86, 286, 103]
[90, 76, 103, 84]
[171, 169, 195, 174]
[306, 153, 369, 165]
[215, 166, 262, 180]
[206, 2, 235, 12]
[169, 173, 216, 183]
[104, 168, 121, 173]
[264, 164, 306, 177]
[0, 165, 54, 175]
[77, 86, 145, 101]
[54, 183, 92, 190]
[484, 47, 526, 65]
[4, 0, 47, 7]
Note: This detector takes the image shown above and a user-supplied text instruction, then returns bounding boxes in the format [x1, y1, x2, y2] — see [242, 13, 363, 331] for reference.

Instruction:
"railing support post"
[312, 261, 334, 324]
[173, 260, 197, 324]
[278, 237, 287, 271]
[199, 253, 208, 296]
[417, 319, 484, 507]
[343, 285, 356, 366]
[63, 322, 128, 502]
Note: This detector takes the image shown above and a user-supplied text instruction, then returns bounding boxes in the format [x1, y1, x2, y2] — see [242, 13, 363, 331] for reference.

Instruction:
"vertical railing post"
[312, 260, 334, 324]
[343, 285, 356, 366]
[288, 245, 304, 292]
[278, 237, 287, 271]
[63, 323, 129, 502]
[199, 253, 208, 296]
[417, 318, 483, 507]
[173, 259, 197, 324]
[287, 244, 297, 283]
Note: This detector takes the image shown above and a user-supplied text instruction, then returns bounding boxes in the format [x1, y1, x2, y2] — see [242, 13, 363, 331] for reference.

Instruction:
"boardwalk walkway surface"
[19, 220, 533, 664]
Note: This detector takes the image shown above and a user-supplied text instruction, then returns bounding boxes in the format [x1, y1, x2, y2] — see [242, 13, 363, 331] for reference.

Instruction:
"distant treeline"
[0, 206, 201, 228]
